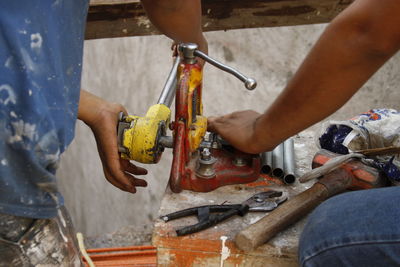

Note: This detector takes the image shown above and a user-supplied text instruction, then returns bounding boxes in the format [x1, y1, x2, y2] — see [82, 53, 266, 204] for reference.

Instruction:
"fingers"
[122, 160, 148, 175]
[104, 168, 134, 193]
[126, 175, 147, 188]
[89, 101, 150, 194]
[207, 116, 217, 132]
[104, 170, 147, 194]
[207, 116, 225, 132]
[103, 158, 148, 194]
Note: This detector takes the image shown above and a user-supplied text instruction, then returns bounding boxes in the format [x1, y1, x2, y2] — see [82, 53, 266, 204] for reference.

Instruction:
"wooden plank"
[86, 0, 354, 40]
[152, 179, 301, 267]
[152, 131, 318, 266]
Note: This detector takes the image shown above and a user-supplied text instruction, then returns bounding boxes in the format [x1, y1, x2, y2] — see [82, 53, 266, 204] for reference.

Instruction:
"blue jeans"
[0, 206, 82, 266]
[299, 186, 400, 267]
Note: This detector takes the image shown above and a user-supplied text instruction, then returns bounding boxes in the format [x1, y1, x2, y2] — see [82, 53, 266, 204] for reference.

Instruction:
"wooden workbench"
[87, 0, 353, 40]
[153, 130, 318, 267]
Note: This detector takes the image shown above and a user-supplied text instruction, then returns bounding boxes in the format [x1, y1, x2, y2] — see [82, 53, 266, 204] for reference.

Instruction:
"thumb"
[207, 116, 218, 132]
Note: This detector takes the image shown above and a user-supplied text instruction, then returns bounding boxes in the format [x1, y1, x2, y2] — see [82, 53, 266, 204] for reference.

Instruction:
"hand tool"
[118, 43, 260, 192]
[299, 146, 400, 183]
[235, 149, 388, 251]
[160, 190, 287, 236]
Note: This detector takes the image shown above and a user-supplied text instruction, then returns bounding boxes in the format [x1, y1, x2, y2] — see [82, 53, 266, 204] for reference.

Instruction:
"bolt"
[201, 148, 212, 161]
[233, 157, 247, 167]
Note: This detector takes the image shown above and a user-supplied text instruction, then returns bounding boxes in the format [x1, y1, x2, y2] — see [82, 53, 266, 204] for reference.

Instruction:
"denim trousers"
[0, 206, 82, 267]
[299, 186, 400, 267]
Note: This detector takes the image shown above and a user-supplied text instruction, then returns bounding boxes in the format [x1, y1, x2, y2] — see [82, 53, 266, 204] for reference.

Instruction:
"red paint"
[169, 61, 261, 193]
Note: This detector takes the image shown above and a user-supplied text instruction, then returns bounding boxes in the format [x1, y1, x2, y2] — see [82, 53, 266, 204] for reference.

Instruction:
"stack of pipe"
[260, 138, 296, 184]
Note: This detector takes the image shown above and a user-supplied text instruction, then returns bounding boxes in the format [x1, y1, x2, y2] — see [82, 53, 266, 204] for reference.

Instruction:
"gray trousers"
[0, 206, 83, 267]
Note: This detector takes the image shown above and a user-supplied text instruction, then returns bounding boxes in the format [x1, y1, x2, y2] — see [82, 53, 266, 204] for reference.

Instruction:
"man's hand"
[78, 90, 147, 193]
[208, 110, 263, 154]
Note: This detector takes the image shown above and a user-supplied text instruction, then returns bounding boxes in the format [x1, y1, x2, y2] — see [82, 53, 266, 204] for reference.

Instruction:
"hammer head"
[312, 149, 388, 190]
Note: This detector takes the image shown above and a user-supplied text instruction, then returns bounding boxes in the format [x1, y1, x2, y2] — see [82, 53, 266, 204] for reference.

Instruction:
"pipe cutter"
[117, 43, 260, 193]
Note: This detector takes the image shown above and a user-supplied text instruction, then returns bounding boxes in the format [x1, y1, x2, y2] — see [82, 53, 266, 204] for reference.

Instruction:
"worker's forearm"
[252, 0, 400, 151]
[141, 0, 207, 53]
[78, 90, 125, 128]
[78, 90, 104, 127]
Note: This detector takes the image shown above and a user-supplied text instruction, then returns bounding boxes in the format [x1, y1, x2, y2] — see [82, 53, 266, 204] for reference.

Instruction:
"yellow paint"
[122, 104, 171, 163]
[121, 65, 206, 163]
[190, 115, 207, 152]
[187, 67, 207, 152]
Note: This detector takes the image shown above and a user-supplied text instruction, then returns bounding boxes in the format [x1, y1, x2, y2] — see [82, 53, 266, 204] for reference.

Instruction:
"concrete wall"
[58, 24, 400, 236]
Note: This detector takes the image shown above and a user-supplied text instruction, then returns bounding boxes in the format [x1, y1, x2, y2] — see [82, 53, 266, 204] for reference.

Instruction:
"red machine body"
[168, 60, 260, 193]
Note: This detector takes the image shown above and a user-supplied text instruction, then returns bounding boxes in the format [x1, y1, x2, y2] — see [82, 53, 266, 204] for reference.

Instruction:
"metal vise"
[118, 43, 260, 193]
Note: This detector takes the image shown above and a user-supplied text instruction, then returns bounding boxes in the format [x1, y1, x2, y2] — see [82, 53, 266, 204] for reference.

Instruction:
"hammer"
[235, 149, 388, 251]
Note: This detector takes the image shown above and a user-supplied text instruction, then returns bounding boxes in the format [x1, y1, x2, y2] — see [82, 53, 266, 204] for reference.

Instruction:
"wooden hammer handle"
[355, 146, 400, 156]
[235, 183, 331, 251]
[235, 167, 356, 251]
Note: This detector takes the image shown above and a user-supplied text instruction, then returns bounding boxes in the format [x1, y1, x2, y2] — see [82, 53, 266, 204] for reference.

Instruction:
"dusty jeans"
[299, 186, 400, 267]
[0, 206, 82, 267]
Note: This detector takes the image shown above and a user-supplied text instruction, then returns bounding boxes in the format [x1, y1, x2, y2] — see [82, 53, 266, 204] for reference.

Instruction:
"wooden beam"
[86, 0, 354, 40]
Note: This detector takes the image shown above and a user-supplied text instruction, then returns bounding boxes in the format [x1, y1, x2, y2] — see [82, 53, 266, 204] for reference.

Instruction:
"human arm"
[208, 0, 400, 153]
[140, 0, 208, 54]
[78, 90, 147, 193]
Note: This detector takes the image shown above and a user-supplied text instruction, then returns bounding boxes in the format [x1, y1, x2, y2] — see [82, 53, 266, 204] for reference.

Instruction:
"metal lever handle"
[179, 43, 257, 90]
[194, 49, 257, 90]
[157, 54, 181, 107]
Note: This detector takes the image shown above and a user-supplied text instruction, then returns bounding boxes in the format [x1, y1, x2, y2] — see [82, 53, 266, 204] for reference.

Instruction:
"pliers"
[160, 190, 287, 236]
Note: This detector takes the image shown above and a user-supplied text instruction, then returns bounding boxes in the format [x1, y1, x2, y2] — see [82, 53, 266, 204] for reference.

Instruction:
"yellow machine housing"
[183, 66, 207, 152]
[121, 104, 171, 164]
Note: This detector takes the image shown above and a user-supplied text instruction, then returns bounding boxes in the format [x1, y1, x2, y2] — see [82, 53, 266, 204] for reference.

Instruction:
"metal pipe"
[260, 151, 272, 174]
[283, 138, 296, 184]
[159, 136, 173, 148]
[193, 50, 257, 90]
[157, 55, 181, 107]
[271, 143, 284, 178]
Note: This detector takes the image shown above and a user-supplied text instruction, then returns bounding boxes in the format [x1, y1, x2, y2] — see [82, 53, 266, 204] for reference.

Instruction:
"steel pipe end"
[261, 165, 272, 175]
[272, 168, 284, 178]
[283, 174, 296, 184]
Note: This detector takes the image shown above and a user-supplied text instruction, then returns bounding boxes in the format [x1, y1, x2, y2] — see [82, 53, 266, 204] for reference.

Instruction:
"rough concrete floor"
[84, 224, 153, 248]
